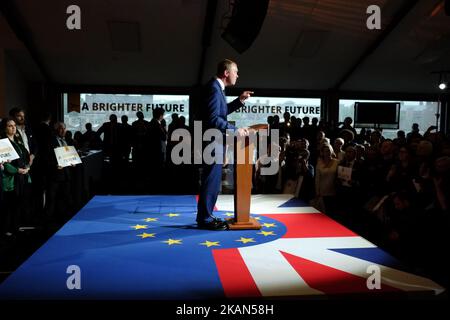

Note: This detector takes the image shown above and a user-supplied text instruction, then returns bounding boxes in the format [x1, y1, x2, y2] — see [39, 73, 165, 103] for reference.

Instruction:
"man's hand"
[18, 167, 29, 175]
[239, 91, 254, 103]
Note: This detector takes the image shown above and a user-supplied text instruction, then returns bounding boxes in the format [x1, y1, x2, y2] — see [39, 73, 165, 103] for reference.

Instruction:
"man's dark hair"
[9, 107, 24, 117]
[136, 111, 144, 119]
[153, 107, 165, 119]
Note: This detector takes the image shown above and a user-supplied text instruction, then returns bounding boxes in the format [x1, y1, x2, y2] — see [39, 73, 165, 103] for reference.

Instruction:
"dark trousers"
[197, 162, 223, 223]
[1, 183, 32, 234]
[197, 143, 225, 223]
[1, 191, 19, 234]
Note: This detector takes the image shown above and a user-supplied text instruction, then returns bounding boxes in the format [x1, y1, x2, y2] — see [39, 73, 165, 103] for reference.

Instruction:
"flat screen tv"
[354, 102, 400, 129]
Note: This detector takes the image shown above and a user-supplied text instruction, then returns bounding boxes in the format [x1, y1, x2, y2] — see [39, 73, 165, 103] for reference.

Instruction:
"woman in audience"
[333, 137, 345, 161]
[310, 130, 328, 165]
[314, 143, 339, 215]
[0, 118, 31, 238]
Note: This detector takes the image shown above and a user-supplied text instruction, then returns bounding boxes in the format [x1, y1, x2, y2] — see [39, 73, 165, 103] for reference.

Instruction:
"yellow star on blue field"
[200, 241, 220, 248]
[236, 237, 256, 244]
[223, 212, 234, 217]
[163, 239, 182, 245]
[258, 230, 276, 237]
[131, 224, 148, 230]
[166, 213, 180, 217]
[262, 223, 276, 228]
[137, 232, 155, 239]
[144, 218, 158, 222]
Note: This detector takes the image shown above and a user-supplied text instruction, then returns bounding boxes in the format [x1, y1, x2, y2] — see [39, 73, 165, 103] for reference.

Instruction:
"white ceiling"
[1, 0, 450, 93]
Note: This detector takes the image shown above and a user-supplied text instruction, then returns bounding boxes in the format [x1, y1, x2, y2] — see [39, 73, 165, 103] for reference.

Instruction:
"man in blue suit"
[197, 59, 253, 230]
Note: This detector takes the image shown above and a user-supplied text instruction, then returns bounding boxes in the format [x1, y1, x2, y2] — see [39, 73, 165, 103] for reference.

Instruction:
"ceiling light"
[434, 71, 449, 90]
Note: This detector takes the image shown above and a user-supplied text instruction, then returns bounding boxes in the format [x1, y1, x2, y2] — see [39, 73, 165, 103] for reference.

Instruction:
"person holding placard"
[0, 160, 4, 216]
[0, 118, 31, 238]
[46, 122, 74, 225]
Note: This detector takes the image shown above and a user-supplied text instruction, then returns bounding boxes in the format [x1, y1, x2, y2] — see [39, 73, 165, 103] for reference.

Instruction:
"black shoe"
[197, 220, 228, 231]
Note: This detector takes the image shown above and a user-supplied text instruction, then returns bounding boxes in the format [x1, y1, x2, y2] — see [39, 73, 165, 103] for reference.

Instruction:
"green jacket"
[1, 137, 31, 192]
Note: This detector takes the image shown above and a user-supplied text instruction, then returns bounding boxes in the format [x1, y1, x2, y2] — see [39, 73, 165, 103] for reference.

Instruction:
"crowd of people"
[0, 107, 193, 242]
[0, 108, 78, 240]
[1, 108, 449, 287]
[255, 113, 449, 288]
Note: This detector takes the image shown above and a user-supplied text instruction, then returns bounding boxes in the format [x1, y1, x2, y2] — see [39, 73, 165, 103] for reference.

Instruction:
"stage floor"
[0, 194, 445, 299]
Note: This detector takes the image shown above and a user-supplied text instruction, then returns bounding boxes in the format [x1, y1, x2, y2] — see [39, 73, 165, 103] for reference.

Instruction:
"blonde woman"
[314, 143, 339, 214]
[333, 137, 345, 161]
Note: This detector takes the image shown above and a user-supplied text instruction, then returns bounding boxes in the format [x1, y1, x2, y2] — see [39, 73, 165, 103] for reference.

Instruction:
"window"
[63, 93, 189, 133]
[339, 99, 439, 139]
[226, 96, 321, 128]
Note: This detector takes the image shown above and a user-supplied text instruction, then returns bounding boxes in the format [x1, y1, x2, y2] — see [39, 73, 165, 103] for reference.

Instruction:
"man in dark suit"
[32, 112, 53, 222]
[9, 108, 36, 166]
[97, 114, 120, 160]
[148, 107, 167, 169]
[196, 59, 253, 230]
[46, 122, 73, 225]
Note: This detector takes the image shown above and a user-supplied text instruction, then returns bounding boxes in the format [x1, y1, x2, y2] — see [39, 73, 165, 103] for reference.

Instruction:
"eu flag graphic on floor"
[0, 195, 444, 299]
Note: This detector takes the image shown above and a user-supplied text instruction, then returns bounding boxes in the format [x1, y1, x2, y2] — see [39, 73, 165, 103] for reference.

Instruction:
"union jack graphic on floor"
[212, 195, 444, 298]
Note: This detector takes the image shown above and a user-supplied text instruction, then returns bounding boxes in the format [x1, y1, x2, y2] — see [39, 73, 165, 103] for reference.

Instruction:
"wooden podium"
[227, 124, 268, 230]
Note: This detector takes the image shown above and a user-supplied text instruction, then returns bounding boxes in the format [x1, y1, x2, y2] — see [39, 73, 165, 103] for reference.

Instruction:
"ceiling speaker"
[221, 0, 270, 54]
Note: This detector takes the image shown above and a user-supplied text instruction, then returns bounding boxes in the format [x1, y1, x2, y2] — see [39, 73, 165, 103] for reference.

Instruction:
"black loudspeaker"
[221, 0, 270, 54]
[445, 0, 450, 16]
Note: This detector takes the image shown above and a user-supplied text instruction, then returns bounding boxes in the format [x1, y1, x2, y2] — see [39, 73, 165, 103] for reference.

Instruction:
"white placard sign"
[54, 146, 82, 167]
[337, 165, 352, 182]
[0, 138, 20, 162]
